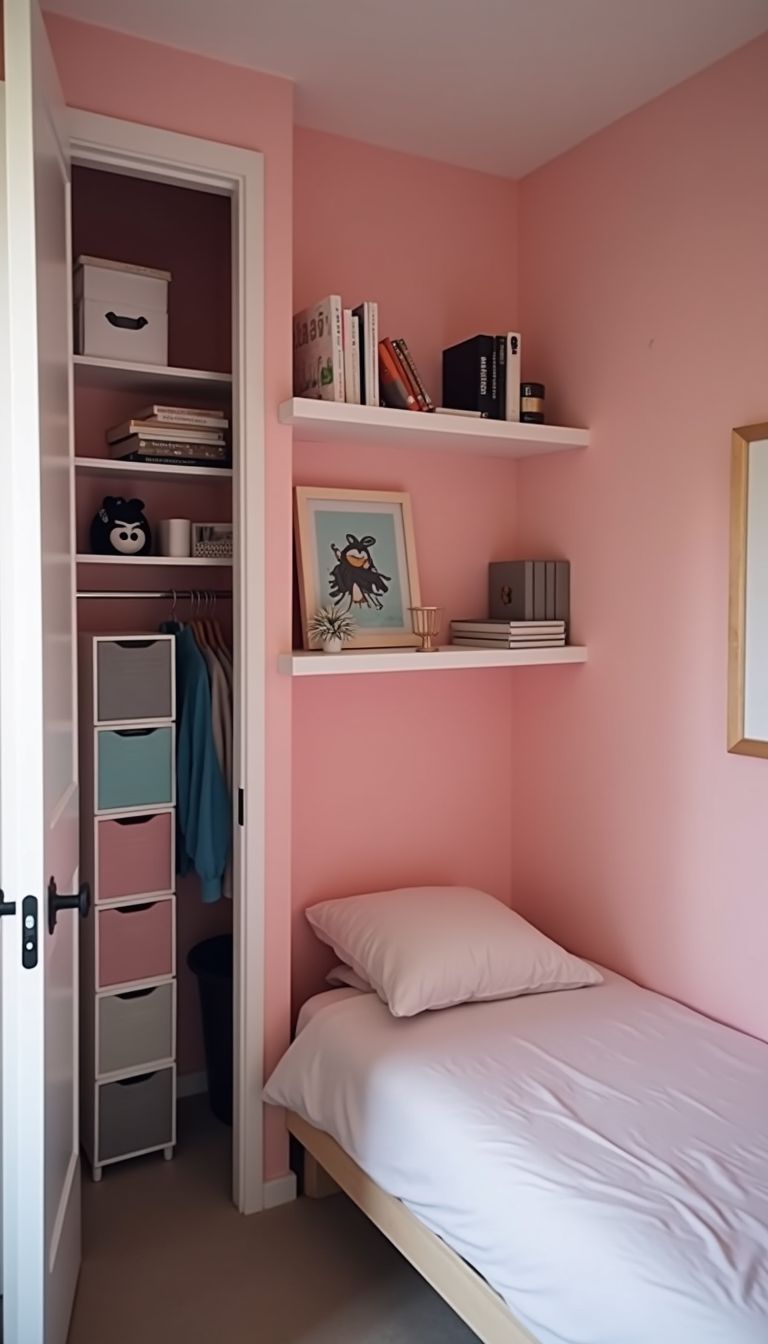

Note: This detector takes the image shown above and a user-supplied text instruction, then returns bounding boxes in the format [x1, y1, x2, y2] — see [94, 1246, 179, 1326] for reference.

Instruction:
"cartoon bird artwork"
[328, 533, 390, 612]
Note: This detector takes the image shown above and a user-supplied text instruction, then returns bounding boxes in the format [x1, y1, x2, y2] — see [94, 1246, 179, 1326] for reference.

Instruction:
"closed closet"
[70, 154, 251, 1199]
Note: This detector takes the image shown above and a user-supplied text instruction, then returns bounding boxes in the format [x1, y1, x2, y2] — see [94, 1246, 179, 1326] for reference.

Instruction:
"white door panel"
[1, 3, 80, 1343]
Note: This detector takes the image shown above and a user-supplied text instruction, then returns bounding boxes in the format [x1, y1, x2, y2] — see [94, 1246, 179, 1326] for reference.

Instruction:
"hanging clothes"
[164, 622, 230, 903]
[189, 618, 234, 901]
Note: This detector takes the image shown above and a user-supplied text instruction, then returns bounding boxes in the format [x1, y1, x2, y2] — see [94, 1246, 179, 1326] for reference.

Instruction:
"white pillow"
[306, 886, 602, 1017]
[326, 963, 372, 993]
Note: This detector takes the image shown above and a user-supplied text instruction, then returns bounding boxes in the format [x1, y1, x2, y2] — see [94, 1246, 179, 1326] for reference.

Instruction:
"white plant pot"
[322, 636, 343, 654]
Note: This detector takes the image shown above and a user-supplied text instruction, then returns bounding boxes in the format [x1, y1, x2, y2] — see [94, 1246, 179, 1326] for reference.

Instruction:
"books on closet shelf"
[442, 331, 522, 421]
[450, 619, 566, 648]
[106, 403, 231, 467]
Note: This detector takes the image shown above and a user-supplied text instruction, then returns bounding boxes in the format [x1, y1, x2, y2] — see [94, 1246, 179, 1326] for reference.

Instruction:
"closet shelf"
[76, 555, 233, 568]
[75, 457, 233, 481]
[280, 646, 588, 676]
[278, 398, 589, 459]
[73, 354, 232, 398]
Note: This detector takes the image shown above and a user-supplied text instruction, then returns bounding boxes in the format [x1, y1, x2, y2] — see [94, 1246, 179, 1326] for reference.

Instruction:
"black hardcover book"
[442, 334, 496, 416]
[495, 334, 506, 419]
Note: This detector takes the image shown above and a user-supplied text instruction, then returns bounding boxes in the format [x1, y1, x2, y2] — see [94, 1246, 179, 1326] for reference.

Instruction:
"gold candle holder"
[409, 605, 442, 653]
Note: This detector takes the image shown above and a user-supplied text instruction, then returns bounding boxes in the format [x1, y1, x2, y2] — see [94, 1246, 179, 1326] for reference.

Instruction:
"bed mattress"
[266, 970, 768, 1344]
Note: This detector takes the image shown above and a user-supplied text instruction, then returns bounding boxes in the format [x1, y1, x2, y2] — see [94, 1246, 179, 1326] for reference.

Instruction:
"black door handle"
[0, 889, 16, 917]
[48, 877, 91, 934]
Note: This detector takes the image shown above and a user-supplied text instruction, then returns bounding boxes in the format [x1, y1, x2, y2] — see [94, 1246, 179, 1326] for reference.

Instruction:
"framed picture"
[294, 486, 422, 649]
[191, 522, 233, 559]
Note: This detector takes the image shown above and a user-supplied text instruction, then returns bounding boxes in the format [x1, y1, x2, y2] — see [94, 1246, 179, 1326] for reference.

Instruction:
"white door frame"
[66, 108, 267, 1213]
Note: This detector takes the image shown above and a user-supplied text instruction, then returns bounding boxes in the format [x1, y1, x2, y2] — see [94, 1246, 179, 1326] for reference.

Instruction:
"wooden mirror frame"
[728, 421, 768, 756]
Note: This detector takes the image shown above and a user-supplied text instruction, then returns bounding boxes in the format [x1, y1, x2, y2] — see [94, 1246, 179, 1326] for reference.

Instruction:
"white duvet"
[264, 970, 768, 1344]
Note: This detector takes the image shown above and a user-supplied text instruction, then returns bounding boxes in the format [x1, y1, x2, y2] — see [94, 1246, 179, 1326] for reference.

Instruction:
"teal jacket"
[173, 626, 230, 903]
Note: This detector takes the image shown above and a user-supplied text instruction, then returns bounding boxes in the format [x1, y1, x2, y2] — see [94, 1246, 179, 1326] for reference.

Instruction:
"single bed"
[265, 969, 768, 1344]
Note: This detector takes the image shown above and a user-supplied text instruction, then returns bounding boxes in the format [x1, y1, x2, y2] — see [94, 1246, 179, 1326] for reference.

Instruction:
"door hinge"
[238, 788, 244, 827]
[21, 895, 38, 969]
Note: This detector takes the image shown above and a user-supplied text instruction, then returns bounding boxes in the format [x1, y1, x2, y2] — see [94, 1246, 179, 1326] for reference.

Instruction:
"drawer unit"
[80, 631, 178, 1177]
[98, 982, 175, 1075]
[95, 638, 174, 724]
[97, 1067, 175, 1164]
[96, 811, 174, 903]
[97, 898, 174, 989]
[96, 725, 174, 812]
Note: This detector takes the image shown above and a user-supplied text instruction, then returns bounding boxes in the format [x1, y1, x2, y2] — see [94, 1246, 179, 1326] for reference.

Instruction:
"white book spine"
[368, 302, 379, 406]
[505, 332, 521, 422]
[330, 295, 345, 402]
[342, 309, 355, 404]
[349, 315, 361, 404]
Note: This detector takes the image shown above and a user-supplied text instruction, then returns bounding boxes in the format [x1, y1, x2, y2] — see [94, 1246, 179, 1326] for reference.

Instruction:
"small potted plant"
[308, 604, 356, 654]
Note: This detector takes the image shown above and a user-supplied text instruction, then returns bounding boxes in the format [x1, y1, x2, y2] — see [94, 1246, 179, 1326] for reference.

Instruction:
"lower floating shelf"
[280, 646, 588, 676]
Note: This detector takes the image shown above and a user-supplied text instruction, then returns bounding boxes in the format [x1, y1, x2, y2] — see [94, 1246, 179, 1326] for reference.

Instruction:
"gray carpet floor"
[68, 1098, 479, 1343]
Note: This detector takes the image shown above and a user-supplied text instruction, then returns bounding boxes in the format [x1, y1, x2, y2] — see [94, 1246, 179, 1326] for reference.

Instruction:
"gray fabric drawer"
[98, 1067, 174, 1162]
[98, 983, 175, 1076]
[96, 639, 173, 723]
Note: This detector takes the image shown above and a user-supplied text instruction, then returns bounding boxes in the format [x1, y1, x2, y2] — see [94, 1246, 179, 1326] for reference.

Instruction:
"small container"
[158, 519, 192, 557]
[74, 256, 170, 365]
[520, 382, 545, 424]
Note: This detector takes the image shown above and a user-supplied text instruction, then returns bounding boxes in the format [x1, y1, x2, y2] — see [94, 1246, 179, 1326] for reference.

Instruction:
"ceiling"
[44, 0, 768, 177]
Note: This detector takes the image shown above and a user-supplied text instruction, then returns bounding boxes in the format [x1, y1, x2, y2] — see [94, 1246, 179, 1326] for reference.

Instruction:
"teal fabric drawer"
[96, 727, 174, 812]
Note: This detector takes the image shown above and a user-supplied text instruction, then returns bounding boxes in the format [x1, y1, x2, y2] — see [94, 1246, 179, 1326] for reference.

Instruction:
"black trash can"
[187, 934, 233, 1125]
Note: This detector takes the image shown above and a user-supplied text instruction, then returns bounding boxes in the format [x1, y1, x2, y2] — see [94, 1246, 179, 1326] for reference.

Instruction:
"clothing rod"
[77, 589, 233, 600]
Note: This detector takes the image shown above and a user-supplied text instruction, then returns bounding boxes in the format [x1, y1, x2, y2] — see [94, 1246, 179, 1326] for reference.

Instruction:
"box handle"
[113, 814, 157, 827]
[105, 310, 148, 331]
[116, 986, 157, 1000]
[116, 1071, 156, 1087]
[113, 902, 157, 915]
[113, 728, 156, 738]
[114, 639, 157, 649]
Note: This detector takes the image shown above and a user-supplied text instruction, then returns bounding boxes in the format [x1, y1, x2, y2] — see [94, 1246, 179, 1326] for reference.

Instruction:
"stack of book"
[106, 405, 230, 466]
[292, 295, 434, 412]
[451, 619, 566, 648]
[442, 332, 522, 420]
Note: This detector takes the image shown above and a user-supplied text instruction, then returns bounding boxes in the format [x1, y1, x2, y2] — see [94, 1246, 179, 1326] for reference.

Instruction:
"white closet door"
[1, 4, 81, 1343]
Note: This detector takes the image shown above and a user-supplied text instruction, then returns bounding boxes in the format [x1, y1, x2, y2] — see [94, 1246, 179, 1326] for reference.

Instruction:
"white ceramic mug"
[158, 518, 192, 557]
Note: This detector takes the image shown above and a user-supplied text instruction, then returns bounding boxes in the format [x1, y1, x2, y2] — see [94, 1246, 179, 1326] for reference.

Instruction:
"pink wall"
[512, 33, 768, 1041]
[291, 129, 520, 1013]
[46, 13, 296, 1178]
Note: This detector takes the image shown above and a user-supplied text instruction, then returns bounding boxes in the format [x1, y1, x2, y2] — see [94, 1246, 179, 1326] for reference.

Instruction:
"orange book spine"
[378, 339, 419, 411]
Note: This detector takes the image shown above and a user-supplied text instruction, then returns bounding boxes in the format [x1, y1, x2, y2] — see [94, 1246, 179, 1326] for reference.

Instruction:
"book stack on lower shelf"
[107, 403, 231, 468]
[451, 620, 566, 649]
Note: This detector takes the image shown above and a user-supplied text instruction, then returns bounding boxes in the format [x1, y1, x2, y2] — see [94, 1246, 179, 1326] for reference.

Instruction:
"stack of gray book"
[451, 620, 566, 648]
[488, 559, 570, 625]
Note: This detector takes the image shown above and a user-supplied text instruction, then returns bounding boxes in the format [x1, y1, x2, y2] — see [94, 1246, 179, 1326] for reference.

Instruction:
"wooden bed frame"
[287, 1111, 540, 1344]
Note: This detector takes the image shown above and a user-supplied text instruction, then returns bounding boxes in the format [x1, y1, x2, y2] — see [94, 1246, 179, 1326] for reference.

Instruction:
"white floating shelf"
[74, 354, 232, 398]
[280, 646, 587, 676]
[279, 398, 589, 458]
[75, 456, 232, 481]
[76, 555, 232, 567]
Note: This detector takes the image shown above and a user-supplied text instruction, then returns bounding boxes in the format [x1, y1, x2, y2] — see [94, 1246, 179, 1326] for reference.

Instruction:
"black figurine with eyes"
[90, 496, 152, 556]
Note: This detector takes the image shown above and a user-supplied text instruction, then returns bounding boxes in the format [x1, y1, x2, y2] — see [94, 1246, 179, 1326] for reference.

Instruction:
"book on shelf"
[378, 338, 419, 411]
[451, 619, 566, 633]
[434, 406, 489, 418]
[392, 339, 434, 411]
[451, 637, 566, 648]
[111, 436, 230, 463]
[342, 310, 361, 405]
[116, 452, 232, 469]
[505, 333, 521, 421]
[134, 405, 228, 429]
[293, 295, 345, 401]
[352, 300, 379, 406]
[107, 420, 226, 446]
[442, 330, 524, 421]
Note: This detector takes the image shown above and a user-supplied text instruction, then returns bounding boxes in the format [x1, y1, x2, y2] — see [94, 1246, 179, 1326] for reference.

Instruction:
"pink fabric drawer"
[97, 899, 174, 989]
[97, 813, 173, 904]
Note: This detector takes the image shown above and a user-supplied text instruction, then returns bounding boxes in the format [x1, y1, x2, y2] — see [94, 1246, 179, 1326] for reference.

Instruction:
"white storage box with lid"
[74, 255, 171, 365]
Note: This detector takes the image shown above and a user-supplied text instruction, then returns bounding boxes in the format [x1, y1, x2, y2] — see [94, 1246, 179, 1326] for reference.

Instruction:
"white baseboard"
[263, 1172, 297, 1209]
[177, 1070, 208, 1100]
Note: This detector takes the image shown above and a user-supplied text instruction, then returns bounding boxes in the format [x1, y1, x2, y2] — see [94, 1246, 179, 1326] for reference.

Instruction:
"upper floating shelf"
[74, 355, 232, 398]
[278, 398, 589, 459]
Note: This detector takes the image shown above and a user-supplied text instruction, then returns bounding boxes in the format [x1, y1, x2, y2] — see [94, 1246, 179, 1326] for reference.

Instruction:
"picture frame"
[191, 521, 233, 559]
[294, 486, 422, 649]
